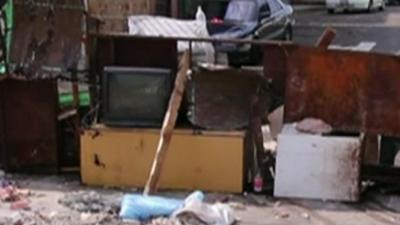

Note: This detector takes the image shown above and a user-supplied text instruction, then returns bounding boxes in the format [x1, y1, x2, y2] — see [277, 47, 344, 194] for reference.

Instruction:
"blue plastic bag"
[119, 191, 205, 221]
[119, 195, 183, 220]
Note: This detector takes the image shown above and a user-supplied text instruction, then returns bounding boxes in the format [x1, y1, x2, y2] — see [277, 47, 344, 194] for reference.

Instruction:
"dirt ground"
[0, 174, 400, 225]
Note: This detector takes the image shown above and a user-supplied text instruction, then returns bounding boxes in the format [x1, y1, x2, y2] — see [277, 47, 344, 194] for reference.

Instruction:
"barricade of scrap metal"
[10, 0, 83, 78]
[3, 0, 84, 171]
[263, 43, 400, 136]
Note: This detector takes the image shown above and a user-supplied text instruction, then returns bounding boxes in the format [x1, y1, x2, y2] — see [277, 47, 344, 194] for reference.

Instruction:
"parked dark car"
[189, 0, 294, 65]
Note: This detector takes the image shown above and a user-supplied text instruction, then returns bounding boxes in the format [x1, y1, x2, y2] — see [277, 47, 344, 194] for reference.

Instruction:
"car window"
[267, 0, 283, 14]
[224, 0, 259, 22]
[201, 1, 230, 19]
[259, 2, 271, 19]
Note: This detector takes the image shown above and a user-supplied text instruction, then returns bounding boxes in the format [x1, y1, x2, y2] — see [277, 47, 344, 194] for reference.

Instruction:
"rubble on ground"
[0, 177, 33, 211]
[58, 191, 120, 214]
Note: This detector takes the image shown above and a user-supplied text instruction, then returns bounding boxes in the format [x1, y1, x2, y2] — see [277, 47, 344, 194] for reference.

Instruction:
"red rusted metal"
[283, 45, 400, 136]
[0, 78, 59, 170]
[263, 44, 288, 106]
[11, 0, 83, 76]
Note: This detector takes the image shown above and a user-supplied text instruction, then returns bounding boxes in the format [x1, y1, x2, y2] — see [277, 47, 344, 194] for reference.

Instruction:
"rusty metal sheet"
[87, 0, 170, 33]
[92, 35, 178, 76]
[187, 67, 268, 130]
[88, 0, 150, 17]
[263, 44, 288, 108]
[0, 78, 59, 170]
[283, 45, 400, 136]
[11, 0, 83, 77]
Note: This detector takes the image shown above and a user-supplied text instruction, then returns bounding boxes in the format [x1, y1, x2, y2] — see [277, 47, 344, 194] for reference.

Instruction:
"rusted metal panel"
[187, 67, 268, 130]
[88, 0, 150, 16]
[263, 44, 288, 107]
[11, 0, 83, 76]
[87, 0, 148, 33]
[92, 35, 178, 76]
[282, 45, 400, 136]
[96, 18, 128, 33]
[0, 78, 59, 170]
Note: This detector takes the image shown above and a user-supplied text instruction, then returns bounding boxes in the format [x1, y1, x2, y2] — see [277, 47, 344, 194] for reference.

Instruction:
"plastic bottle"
[253, 171, 264, 193]
[195, 6, 206, 22]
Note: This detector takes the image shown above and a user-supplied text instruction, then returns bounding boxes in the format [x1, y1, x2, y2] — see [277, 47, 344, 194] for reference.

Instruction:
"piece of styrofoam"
[274, 133, 361, 202]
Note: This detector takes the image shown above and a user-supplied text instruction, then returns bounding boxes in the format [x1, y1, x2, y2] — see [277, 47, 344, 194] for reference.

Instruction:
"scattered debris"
[227, 202, 246, 211]
[173, 201, 235, 225]
[0, 181, 32, 211]
[274, 211, 290, 219]
[59, 191, 120, 214]
[10, 199, 31, 211]
[147, 218, 182, 225]
[301, 212, 310, 220]
[119, 191, 235, 225]
[295, 118, 333, 135]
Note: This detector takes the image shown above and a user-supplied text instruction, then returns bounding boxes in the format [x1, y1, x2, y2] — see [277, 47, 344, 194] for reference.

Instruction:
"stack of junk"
[1, 1, 400, 224]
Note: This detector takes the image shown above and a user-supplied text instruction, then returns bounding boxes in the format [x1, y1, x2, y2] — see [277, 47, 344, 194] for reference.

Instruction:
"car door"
[256, 0, 289, 40]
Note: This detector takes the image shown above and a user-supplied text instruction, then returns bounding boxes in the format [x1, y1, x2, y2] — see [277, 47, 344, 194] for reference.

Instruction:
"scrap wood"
[316, 26, 336, 48]
[144, 51, 191, 195]
[250, 95, 273, 188]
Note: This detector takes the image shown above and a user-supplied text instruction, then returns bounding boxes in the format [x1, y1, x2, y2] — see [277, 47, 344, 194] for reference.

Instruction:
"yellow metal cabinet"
[81, 126, 244, 193]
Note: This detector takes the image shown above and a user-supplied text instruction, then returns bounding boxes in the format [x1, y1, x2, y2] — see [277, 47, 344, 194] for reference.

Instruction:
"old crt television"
[102, 66, 172, 127]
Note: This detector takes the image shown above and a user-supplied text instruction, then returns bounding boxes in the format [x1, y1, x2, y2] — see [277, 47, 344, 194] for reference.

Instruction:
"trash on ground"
[173, 201, 235, 225]
[120, 191, 235, 225]
[119, 194, 184, 220]
[0, 181, 32, 211]
[301, 212, 311, 220]
[59, 191, 120, 214]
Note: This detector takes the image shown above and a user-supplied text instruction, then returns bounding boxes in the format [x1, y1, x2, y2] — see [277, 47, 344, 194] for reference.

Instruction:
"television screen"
[102, 66, 172, 127]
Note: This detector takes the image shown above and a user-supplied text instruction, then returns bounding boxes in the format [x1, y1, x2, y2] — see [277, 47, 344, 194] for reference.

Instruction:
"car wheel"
[327, 8, 335, 14]
[367, 0, 373, 12]
[284, 25, 293, 41]
[379, 1, 385, 10]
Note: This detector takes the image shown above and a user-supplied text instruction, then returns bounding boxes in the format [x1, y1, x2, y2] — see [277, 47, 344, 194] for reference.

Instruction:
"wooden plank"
[144, 51, 190, 195]
[316, 26, 336, 48]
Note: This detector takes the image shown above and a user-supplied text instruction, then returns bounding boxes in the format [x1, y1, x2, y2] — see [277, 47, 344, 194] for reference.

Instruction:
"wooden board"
[81, 128, 244, 193]
[144, 51, 190, 195]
